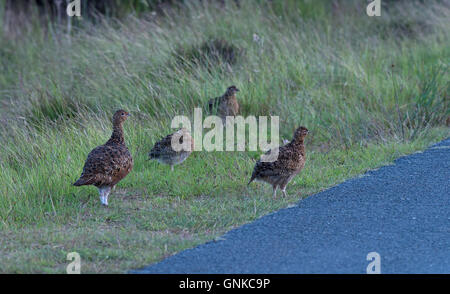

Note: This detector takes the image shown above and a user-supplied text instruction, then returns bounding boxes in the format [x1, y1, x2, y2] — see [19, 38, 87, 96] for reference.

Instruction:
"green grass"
[0, 0, 449, 273]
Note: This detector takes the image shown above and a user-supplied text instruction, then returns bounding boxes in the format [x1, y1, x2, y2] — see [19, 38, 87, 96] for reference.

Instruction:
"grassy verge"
[0, 0, 449, 273]
[1, 132, 447, 273]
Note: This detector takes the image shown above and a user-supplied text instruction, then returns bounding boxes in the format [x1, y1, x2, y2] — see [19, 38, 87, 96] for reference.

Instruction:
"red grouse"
[207, 85, 240, 121]
[74, 110, 133, 206]
[148, 128, 194, 171]
[248, 126, 309, 198]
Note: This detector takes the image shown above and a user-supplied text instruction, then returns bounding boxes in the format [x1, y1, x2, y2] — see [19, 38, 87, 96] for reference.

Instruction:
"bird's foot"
[99, 196, 108, 206]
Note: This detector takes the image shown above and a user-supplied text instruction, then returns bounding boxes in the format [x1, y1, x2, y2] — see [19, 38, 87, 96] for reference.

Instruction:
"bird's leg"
[98, 188, 106, 206]
[280, 177, 290, 197]
[272, 185, 278, 198]
[171, 165, 174, 172]
[103, 186, 112, 206]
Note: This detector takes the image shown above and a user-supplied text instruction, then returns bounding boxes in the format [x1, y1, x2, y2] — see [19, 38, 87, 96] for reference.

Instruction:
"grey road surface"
[132, 138, 450, 273]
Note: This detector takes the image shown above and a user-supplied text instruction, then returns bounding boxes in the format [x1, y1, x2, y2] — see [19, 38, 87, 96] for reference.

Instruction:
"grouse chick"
[207, 85, 240, 121]
[148, 128, 194, 171]
[73, 110, 133, 206]
[248, 126, 309, 198]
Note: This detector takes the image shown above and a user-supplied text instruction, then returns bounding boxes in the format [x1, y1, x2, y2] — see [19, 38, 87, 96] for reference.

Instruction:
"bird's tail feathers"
[73, 176, 93, 186]
[248, 175, 256, 186]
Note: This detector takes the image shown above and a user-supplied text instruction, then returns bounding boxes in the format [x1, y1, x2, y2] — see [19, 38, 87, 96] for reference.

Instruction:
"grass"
[0, 0, 449, 273]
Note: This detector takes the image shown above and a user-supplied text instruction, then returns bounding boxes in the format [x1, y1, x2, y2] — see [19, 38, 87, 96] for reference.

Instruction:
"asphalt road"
[132, 138, 450, 274]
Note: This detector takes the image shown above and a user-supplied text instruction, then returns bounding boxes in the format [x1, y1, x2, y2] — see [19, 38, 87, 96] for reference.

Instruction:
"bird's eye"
[121, 113, 125, 116]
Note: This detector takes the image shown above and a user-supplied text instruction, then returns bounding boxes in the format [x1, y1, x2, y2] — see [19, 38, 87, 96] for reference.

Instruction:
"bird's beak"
[236, 88, 240, 92]
[127, 113, 131, 117]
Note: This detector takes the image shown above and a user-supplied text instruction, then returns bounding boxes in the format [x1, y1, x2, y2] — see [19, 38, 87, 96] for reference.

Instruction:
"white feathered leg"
[98, 187, 111, 206]
[98, 188, 105, 205]
[272, 186, 278, 198]
[103, 186, 111, 206]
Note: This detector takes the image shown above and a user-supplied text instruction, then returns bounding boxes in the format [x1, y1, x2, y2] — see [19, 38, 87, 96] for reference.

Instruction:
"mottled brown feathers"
[248, 126, 309, 197]
[74, 110, 133, 188]
[148, 128, 194, 170]
[207, 85, 240, 120]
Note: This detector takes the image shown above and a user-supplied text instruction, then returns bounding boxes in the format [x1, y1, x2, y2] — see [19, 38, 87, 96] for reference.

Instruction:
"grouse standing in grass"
[148, 128, 194, 171]
[248, 126, 309, 198]
[207, 85, 240, 121]
[73, 110, 133, 206]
